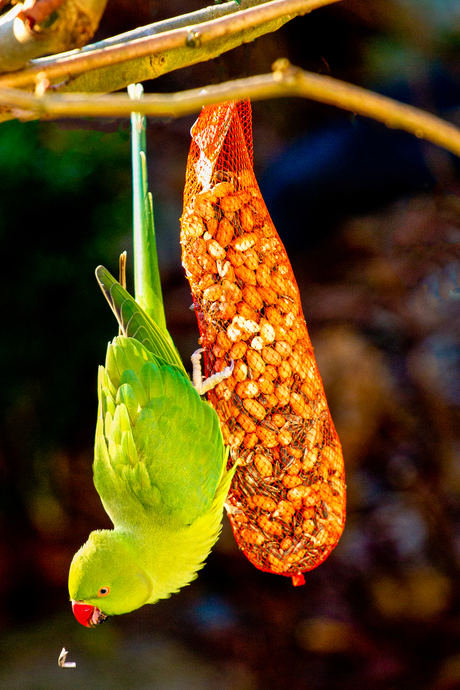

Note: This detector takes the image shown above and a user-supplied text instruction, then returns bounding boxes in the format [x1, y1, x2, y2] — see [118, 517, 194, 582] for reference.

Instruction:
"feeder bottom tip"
[291, 573, 306, 587]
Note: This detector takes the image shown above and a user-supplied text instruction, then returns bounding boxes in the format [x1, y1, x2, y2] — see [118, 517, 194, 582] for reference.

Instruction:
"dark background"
[1, 0, 460, 688]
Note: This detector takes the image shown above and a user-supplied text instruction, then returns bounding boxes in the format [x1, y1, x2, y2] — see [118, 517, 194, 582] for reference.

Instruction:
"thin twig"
[2, 61, 460, 159]
[0, 0, 340, 88]
[34, 0, 280, 56]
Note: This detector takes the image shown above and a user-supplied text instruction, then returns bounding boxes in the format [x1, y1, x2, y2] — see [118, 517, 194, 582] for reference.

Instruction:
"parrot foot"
[191, 348, 234, 395]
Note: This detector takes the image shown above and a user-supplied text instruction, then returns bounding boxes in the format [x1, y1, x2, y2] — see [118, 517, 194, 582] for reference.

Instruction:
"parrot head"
[69, 529, 153, 626]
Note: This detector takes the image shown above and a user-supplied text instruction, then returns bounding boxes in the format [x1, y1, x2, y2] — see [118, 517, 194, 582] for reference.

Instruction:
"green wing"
[94, 336, 228, 529]
[96, 265, 184, 371]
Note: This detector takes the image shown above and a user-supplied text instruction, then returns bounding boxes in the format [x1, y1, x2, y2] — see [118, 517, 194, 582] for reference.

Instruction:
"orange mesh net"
[180, 100, 346, 585]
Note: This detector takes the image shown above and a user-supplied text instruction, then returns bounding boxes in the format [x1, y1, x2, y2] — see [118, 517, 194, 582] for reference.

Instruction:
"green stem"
[128, 83, 167, 332]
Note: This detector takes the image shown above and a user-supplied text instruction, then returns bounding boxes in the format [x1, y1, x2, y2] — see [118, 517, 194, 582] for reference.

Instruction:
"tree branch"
[0, 0, 340, 90]
[2, 61, 460, 160]
[0, 0, 108, 73]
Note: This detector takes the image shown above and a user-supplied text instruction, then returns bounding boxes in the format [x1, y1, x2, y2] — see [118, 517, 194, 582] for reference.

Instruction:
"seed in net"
[280, 537, 293, 551]
[232, 233, 258, 252]
[249, 196, 267, 218]
[220, 194, 245, 213]
[243, 398, 266, 421]
[241, 206, 255, 232]
[207, 239, 226, 260]
[203, 284, 223, 302]
[206, 217, 218, 236]
[216, 260, 233, 280]
[197, 273, 215, 293]
[216, 217, 234, 247]
[227, 246, 246, 268]
[241, 527, 265, 545]
[304, 423, 320, 448]
[265, 393, 279, 409]
[227, 321, 244, 342]
[255, 424, 277, 446]
[287, 485, 309, 510]
[261, 346, 282, 367]
[257, 375, 275, 395]
[250, 336, 264, 351]
[250, 494, 277, 511]
[212, 181, 235, 197]
[216, 331, 232, 352]
[229, 341, 247, 359]
[242, 285, 264, 311]
[254, 453, 273, 478]
[285, 456, 302, 475]
[275, 341, 292, 359]
[277, 428, 292, 446]
[260, 246, 281, 270]
[277, 297, 295, 315]
[275, 383, 291, 406]
[282, 474, 303, 488]
[191, 237, 206, 255]
[235, 380, 259, 398]
[182, 254, 203, 278]
[228, 428, 245, 448]
[194, 194, 217, 220]
[321, 444, 342, 473]
[244, 249, 259, 271]
[289, 352, 307, 379]
[246, 350, 265, 377]
[238, 412, 257, 433]
[289, 392, 311, 419]
[270, 273, 288, 295]
[256, 263, 271, 288]
[278, 361, 292, 381]
[182, 213, 205, 239]
[234, 264, 257, 285]
[257, 286, 278, 304]
[237, 301, 259, 321]
[217, 301, 237, 321]
[197, 253, 217, 274]
[273, 500, 296, 523]
[259, 320, 276, 344]
[244, 432, 258, 449]
[265, 306, 285, 328]
[270, 413, 285, 428]
[222, 279, 242, 304]
[258, 514, 284, 536]
[302, 447, 319, 472]
[236, 317, 260, 338]
[233, 360, 248, 382]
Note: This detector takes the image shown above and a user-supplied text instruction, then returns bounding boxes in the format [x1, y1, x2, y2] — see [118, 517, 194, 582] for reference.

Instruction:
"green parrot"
[69, 85, 234, 627]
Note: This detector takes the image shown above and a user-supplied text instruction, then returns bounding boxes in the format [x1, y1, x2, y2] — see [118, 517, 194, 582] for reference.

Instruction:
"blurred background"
[1, 0, 460, 688]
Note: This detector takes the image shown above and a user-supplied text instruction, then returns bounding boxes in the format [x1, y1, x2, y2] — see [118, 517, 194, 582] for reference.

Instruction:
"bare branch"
[0, 0, 340, 89]
[1, 60, 460, 160]
[37, 0, 286, 54]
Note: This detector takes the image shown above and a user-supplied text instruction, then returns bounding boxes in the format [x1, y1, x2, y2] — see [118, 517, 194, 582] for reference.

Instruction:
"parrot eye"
[98, 587, 110, 597]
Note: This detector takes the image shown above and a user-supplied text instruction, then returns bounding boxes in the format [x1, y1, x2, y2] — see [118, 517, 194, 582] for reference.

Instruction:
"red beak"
[71, 601, 107, 627]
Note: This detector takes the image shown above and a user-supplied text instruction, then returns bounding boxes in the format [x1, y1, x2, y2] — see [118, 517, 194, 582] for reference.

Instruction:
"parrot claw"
[191, 348, 234, 395]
